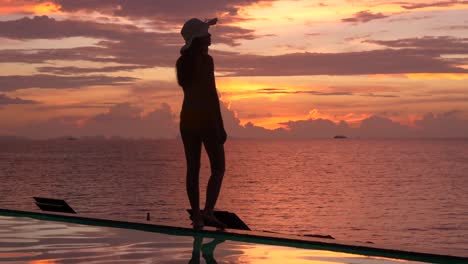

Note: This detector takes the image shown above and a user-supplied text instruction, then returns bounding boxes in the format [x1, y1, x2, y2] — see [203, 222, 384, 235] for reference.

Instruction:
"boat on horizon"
[334, 135, 348, 139]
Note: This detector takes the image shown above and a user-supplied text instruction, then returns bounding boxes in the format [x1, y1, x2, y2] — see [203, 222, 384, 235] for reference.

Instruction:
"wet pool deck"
[0, 208, 466, 264]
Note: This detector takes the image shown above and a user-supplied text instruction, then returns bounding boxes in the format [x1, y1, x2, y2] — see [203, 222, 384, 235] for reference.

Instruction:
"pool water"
[0, 215, 433, 264]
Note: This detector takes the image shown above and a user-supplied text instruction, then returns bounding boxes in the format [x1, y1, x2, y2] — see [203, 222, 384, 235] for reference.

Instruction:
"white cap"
[180, 18, 217, 53]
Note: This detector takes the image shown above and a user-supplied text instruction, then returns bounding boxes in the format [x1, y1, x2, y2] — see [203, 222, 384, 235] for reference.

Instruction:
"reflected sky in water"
[0, 216, 430, 264]
[0, 139, 468, 256]
[1, 139, 467, 256]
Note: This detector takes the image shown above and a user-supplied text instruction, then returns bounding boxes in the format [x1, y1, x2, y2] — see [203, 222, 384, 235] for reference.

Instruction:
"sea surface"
[0, 138, 467, 256]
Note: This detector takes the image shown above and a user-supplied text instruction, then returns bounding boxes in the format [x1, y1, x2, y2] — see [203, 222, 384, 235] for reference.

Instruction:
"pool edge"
[0, 208, 466, 264]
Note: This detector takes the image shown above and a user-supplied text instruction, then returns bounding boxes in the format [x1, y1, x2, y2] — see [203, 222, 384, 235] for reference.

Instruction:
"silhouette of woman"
[177, 18, 227, 230]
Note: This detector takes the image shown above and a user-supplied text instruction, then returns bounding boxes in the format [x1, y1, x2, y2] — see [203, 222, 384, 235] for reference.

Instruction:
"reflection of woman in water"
[189, 235, 225, 264]
[177, 18, 227, 230]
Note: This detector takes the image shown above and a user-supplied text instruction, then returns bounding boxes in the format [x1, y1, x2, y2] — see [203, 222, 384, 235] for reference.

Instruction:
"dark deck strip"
[0, 208, 466, 264]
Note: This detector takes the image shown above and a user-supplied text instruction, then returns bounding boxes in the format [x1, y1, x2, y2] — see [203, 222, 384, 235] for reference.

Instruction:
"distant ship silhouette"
[334, 135, 347, 139]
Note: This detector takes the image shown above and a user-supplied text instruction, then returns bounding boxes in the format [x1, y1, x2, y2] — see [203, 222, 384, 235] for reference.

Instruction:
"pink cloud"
[0, 75, 137, 91]
[15, 103, 178, 138]
[10, 102, 468, 139]
[414, 111, 468, 138]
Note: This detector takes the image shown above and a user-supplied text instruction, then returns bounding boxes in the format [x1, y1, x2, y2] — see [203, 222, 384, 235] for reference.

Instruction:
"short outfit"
[176, 53, 226, 172]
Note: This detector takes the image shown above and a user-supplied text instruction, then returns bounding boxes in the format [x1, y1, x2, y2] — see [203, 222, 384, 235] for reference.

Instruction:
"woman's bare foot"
[202, 212, 227, 229]
[191, 212, 204, 230]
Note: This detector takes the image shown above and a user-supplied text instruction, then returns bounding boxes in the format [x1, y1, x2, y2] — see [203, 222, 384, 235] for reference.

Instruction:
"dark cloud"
[52, 0, 119, 13]
[37, 65, 149, 75]
[328, 85, 401, 93]
[401, 0, 468, 10]
[212, 36, 464, 76]
[275, 43, 308, 51]
[1, 16, 468, 78]
[0, 15, 148, 40]
[0, 94, 38, 105]
[6, 39, 466, 77]
[0, 15, 260, 47]
[245, 112, 273, 119]
[433, 25, 468, 31]
[344, 34, 372, 42]
[213, 48, 468, 76]
[365, 36, 468, 69]
[342, 10, 388, 24]
[0, 16, 180, 68]
[390, 95, 468, 106]
[0, 48, 111, 64]
[0, 16, 264, 69]
[40, 1, 271, 46]
[387, 14, 433, 23]
[365, 36, 468, 53]
[213, 25, 261, 46]
[361, 93, 399, 98]
[32, 102, 116, 111]
[53, 0, 278, 23]
[0, 75, 137, 91]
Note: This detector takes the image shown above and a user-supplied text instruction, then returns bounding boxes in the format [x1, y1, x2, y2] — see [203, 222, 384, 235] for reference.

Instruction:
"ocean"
[0, 138, 467, 256]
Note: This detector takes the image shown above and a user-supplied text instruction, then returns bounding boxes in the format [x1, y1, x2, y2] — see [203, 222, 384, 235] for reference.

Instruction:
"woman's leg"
[182, 131, 203, 228]
[203, 139, 225, 216]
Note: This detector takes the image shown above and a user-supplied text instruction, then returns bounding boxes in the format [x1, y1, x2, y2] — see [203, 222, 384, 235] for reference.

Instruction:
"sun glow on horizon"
[404, 73, 468, 80]
[33, 2, 61, 15]
[27, 259, 57, 264]
[0, 1, 61, 15]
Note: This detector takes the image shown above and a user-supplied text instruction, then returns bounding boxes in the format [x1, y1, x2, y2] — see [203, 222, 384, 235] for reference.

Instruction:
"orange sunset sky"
[0, 0, 467, 138]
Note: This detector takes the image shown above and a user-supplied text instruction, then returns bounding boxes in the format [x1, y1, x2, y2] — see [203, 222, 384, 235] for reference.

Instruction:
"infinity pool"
[0, 211, 461, 264]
